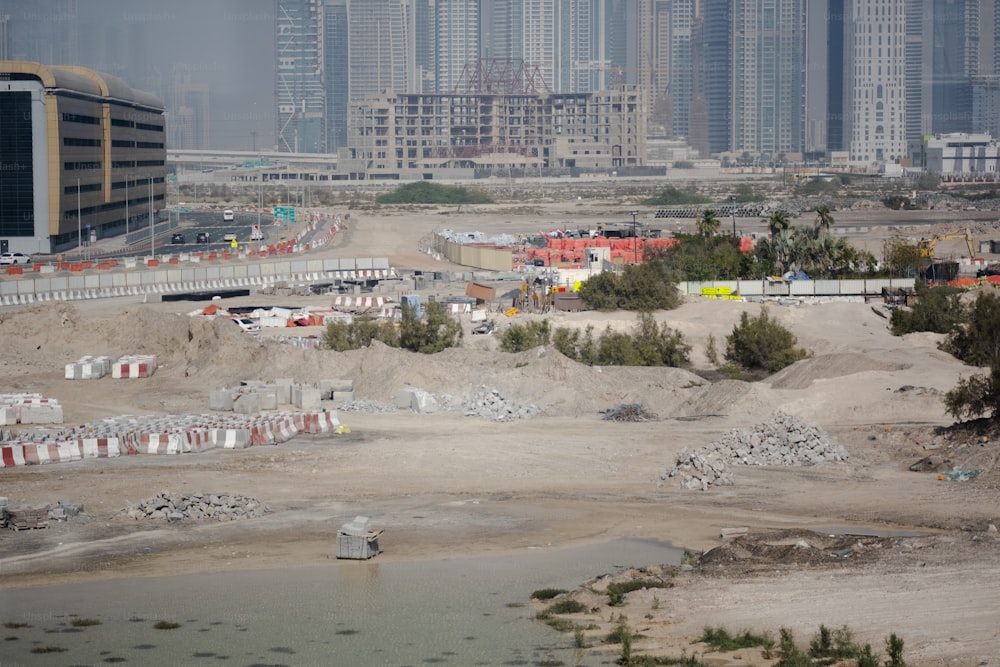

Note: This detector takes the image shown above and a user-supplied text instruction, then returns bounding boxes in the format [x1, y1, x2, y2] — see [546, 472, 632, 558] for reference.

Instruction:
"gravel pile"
[463, 387, 541, 422]
[335, 400, 398, 413]
[126, 492, 270, 522]
[665, 411, 848, 491]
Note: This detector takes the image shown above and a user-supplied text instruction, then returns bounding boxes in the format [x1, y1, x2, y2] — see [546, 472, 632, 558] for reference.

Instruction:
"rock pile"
[602, 403, 657, 422]
[665, 411, 849, 491]
[463, 387, 541, 422]
[126, 492, 270, 522]
[336, 400, 398, 413]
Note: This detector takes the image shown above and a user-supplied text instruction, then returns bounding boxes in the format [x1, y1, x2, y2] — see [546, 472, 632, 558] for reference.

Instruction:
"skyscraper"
[846, 0, 908, 165]
[732, 0, 805, 158]
[323, 0, 348, 151]
[701, 0, 733, 155]
[436, 0, 478, 92]
[345, 0, 411, 99]
[276, 0, 326, 153]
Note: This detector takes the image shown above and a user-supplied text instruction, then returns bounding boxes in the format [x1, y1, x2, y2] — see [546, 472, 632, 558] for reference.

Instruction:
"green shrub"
[544, 599, 588, 615]
[500, 319, 550, 352]
[531, 588, 569, 601]
[725, 308, 809, 373]
[578, 261, 681, 312]
[942, 292, 1000, 366]
[554, 315, 689, 368]
[885, 633, 906, 667]
[607, 579, 670, 606]
[375, 181, 492, 204]
[323, 315, 399, 351]
[944, 367, 1000, 421]
[70, 617, 102, 627]
[399, 301, 463, 353]
[889, 283, 964, 336]
[698, 626, 773, 652]
[641, 186, 712, 207]
[808, 624, 858, 660]
[31, 646, 68, 653]
[153, 620, 181, 630]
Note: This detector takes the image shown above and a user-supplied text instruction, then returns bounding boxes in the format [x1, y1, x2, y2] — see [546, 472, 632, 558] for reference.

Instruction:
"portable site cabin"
[336, 516, 383, 560]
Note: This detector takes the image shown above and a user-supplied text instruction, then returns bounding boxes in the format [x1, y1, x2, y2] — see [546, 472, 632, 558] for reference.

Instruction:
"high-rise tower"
[276, 0, 326, 153]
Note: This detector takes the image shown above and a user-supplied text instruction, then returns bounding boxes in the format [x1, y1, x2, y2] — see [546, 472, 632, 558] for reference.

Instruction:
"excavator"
[916, 228, 978, 260]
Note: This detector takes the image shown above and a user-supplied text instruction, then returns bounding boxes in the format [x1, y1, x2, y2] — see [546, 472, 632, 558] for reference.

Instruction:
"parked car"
[232, 317, 260, 335]
[0, 252, 31, 265]
[196, 232, 210, 243]
[171, 232, 185, 244]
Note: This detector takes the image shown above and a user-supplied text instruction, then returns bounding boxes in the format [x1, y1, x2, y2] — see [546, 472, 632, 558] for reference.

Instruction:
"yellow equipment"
[917, 228, 977, 259]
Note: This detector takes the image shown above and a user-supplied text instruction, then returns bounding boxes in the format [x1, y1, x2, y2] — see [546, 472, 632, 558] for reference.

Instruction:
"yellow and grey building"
[0, 61, 165, 255]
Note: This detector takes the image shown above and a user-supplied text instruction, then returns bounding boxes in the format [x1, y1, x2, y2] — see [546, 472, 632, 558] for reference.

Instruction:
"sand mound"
[767, 352, 911, 390]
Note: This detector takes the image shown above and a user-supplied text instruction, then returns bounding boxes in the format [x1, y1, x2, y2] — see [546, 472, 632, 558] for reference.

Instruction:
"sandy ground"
[1, 198, 999, 666]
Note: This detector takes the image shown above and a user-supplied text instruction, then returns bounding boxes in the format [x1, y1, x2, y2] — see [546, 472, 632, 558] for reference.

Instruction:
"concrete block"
[209, 389, 235, 412]
[410, 389, 439, 414]
[292, 385, 321, 410]
[273, 378, 294, 404]
[332, 391, 355, 403]
[395, 388, 416, 409]
[255, 387, 279, 410]
[321, 379, 354, 397]
[0, 406, 14, 425]
[233, 393, 262, 415]
[20, 403, 63, 424]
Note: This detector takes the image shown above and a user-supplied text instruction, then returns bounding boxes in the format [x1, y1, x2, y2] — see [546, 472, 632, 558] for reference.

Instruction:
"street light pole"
[730, 195, 737, 237]
[149, 177, 155, 260]
[77, 179, 81, 251]
[125, 177, 129, 238]
[630, 210, 639, 262]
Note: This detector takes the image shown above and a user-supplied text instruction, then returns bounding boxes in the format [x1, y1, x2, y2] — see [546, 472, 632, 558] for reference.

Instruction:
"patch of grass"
[534, 611, 578, 633]
[698, 626, 773, 652]
[30, 645, 68, 653]
[5, 635, 18, 641]
[3, 622, 30, 629]
[531, 588, 568, 601]
[607, 579, 670, 606]
[604, 622, 644, 645]
[153, 620, 181, 630]
[538, 660, 565, 666]
[334, 629, 359, 635]
[71, 617, 102, 627]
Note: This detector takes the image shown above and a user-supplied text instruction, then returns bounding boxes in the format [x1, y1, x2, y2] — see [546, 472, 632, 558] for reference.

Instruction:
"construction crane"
[917, 228, 978, 260]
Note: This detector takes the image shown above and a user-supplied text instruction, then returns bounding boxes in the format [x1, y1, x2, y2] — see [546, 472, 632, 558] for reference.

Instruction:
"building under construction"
[337, 59, 648, 180]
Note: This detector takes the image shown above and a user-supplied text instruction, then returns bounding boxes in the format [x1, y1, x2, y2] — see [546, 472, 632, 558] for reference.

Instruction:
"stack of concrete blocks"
[213, 378, 322, 413]
[112, 354, 158, 379]
[395, 387, 439, 414]
[0, 394, 64, 425]
[65, 355, 115, 380]
[321, 378, 355, 403]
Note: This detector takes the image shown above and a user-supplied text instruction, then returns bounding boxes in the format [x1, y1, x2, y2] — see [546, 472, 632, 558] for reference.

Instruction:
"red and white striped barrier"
[112, 355, 158, 379]
[210, 428, 251, 449]
[331, 296, 387, 309]
[78, 437, 121, 459]
[447, 302, 471, 314]
[134, 432, 183, 455]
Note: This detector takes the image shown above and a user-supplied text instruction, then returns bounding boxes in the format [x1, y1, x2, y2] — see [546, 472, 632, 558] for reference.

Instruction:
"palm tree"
[696, 209, 721, 237]
[814, 206, 834, 235]
[767, 210, 790, 238]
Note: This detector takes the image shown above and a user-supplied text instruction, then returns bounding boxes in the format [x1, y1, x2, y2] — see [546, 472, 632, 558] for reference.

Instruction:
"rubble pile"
[602, 403, 657, 422]
[126, 492, 270, 522]
[463, 387, 541, 422]
[665, 411, 849, 491]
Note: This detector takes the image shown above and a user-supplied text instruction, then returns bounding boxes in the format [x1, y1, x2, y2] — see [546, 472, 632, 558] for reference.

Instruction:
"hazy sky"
[1, 0, 277, 149]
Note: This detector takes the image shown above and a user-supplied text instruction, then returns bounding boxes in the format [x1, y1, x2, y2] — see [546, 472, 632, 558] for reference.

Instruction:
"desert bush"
[889, 283, 964, 336]
[323, 315, 399, 351]
[641, 186, 712, 207]
[500, 319, 551, 352]
[544, 599, 588, 615]
[399, 301, 463, 353]
[70, 618, 102, 627]
[606, 579, 670, 606]
[698, 626, 773, 652]
[554, 315, 689, 368]
[885, 633, 906, 667]
[153, 621, 181, 630]
[375, 181, 492, 204]
[942, 292, 1000, 366]
[531, 588, 569, 601]
[725, 308, 809, 373]
[578, 261, 681, 312]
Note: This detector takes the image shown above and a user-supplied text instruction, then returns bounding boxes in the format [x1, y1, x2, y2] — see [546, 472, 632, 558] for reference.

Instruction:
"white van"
[223, 209, 235, 222]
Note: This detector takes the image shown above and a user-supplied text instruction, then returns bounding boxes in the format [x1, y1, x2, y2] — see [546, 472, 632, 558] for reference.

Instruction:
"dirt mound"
[696, 529, 905, 575]
[767, 353, 911, 390]
[673, 379, 780, 421]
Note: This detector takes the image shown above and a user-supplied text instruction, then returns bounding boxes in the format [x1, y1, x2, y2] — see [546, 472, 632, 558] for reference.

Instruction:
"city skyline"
[2, 0, 997, 166]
